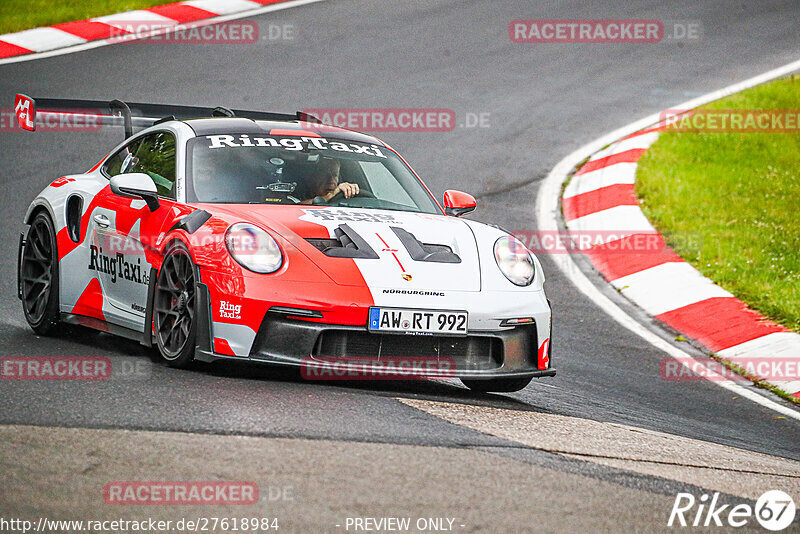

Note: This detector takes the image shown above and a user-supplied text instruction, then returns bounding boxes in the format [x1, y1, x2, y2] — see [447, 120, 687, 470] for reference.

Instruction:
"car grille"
[312, 331, 503, 371]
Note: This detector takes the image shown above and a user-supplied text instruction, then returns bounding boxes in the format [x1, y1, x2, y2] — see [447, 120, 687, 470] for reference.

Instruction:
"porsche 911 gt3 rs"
[15, 95, 553, 392]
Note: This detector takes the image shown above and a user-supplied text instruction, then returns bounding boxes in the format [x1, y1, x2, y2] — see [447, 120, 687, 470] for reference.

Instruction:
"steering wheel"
[322, 188, 375, 204]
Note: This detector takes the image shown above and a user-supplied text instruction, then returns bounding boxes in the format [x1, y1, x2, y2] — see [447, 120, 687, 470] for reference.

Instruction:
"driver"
[301, 157, 359, 204]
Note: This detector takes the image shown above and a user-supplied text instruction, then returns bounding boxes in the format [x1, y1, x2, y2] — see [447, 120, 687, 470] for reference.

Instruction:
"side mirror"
[110, 173, 160, 211]
[443, 190, 477, 217]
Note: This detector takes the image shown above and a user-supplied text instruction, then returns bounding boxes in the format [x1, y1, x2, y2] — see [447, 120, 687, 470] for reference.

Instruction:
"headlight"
[225, 223, 282, 274]
[494, 235, 534, 286]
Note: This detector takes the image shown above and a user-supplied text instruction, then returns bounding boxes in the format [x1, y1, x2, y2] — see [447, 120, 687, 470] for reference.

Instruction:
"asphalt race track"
[1, 1, 799, 531]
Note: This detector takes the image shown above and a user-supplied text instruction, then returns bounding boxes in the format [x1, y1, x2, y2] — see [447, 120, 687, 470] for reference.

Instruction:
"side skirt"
[61, 313, 143, 342]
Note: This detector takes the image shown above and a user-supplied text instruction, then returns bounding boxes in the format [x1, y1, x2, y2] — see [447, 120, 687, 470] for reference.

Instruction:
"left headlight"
[225, 223, 283, 274]
[494, 235, 534, 286]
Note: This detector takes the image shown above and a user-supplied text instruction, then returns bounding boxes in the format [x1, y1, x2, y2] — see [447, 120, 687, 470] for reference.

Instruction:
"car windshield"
[186, 134, 441, 214]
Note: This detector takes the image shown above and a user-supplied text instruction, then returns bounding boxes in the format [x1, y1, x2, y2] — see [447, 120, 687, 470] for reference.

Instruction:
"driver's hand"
[324, 182, 359, 201]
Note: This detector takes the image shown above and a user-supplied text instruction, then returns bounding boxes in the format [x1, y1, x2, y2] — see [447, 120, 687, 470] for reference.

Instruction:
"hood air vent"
[306, 224, 379, 259]
[391, 227, 461, 263]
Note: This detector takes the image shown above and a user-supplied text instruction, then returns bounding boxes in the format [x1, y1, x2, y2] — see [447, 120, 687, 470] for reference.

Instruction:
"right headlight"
[225, 223, 283, 274]
[494, 235, 534, 286]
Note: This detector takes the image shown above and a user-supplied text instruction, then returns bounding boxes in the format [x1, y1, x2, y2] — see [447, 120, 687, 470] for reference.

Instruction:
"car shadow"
[5, 322, 153, 358]
[197, 358, 547, 413]
[8, 322, 547, 414]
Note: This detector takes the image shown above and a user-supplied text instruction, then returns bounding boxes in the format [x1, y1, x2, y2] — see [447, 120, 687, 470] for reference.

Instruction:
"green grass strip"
[637, 75, 800, 332]
[0, 1, 173, 35]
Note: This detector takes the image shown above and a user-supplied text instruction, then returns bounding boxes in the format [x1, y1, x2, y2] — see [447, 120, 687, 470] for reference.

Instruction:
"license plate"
[368, 307, 468, 335]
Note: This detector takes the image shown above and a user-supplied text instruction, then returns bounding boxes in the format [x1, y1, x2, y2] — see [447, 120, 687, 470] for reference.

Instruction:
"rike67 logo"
[669, 490, 796, 530]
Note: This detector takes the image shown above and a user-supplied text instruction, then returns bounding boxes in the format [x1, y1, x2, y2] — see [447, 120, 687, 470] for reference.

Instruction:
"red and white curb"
[562, 124, 800, 397]
[0, 0, 309, 61]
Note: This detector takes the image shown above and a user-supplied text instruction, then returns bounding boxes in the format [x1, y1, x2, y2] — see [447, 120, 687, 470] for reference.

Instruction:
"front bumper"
[194, 282, 554, 379]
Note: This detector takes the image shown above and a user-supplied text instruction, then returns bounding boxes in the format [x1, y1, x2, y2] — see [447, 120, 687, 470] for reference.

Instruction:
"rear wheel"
[460, 376, 533, 393]
[153, 242, 197, 368]
[20, 212, 60, 335]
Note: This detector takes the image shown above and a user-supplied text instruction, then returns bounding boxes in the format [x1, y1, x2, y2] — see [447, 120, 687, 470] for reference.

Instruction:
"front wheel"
[153, 242, 197, 368]
[460, 376, 533, 393]
[20, 212, 60, 335]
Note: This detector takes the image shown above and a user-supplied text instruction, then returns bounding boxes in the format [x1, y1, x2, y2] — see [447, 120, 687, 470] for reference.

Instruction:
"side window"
[102, 132, 177, 199]
[128, 132, 177, 199]
[103, 139, 142, 178]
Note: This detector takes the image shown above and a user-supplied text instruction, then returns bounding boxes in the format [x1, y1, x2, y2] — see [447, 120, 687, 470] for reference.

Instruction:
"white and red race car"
[15, 95, 553, 392]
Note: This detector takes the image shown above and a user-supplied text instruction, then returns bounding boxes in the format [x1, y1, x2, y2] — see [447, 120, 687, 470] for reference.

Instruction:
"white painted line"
[610, 262, 734, 316]
[536, 57, 800, 420]
[0, 0, 327, 66]
[0, 27, 87, 52]
[589, 131, 660, 161]
[718, 332, 800, 360]
[563, 162, 637, 199]
[183, 0, 264, 15]
[566, 205, 655, 237]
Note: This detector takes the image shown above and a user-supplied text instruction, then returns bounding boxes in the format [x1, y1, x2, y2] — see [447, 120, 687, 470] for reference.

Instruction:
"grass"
[718, 355, 800, 406]
[0, 0, 174, 35]
[636, 75, 800, 332]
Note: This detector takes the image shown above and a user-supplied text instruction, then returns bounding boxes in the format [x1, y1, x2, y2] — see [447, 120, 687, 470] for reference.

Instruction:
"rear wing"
[13, 94, 320, 139]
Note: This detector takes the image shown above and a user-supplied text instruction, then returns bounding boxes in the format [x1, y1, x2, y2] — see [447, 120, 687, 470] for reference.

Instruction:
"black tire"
[460, 376, 533, 393]
[20, 211, 60, 335]
[153, 242, 197, 368]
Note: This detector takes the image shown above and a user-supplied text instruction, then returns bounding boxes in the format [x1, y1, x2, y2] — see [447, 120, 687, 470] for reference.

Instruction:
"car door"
[88, 131, 179, 331]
